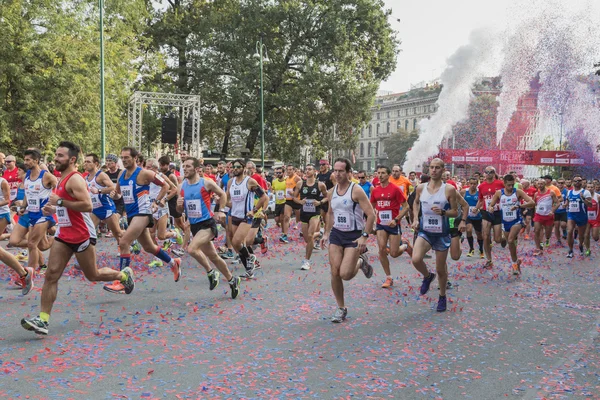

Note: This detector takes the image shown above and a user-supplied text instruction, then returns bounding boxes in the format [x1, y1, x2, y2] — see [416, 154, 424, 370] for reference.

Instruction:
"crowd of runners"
[0, 145, 597, 333]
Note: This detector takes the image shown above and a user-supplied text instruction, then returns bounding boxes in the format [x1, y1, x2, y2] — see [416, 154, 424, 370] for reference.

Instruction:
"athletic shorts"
[18, 213, 30, 228]
[554, 212, 567, 223]
[29, 215, 54, 227]
[482, 210, 502, 226]
[376, 223, 401, 235]
[533, 213, 554, 227]
[93, 208, 114, 221]
[190, 218, 218, 240]
[568, 213, 588, 227]
[285, 200, 301, 210]
[417, 231, 451, 252]
[502, 219, 523, 232]
[56, 237, 96, 253]
[274, 203, 286, 217]
[321, 202, 329, 213]
[152, 206, 169, 221]
[589, 219, 600, 228]
[449, 227, 461, 238]
[113, 198, 125, 216]
[466, 218, 482, 232]
[522, 208, 531, 218]
[231, 216, 262, 229]
[300, 212, 320, 224]
[0, 212, 10, 224]
[168, 199, 183, 219]
[329, 228, 361, 248]
[128, 214, 154, 229]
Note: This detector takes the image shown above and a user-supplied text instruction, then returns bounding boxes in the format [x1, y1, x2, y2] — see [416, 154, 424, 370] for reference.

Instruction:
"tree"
[383, 128, 419, 166]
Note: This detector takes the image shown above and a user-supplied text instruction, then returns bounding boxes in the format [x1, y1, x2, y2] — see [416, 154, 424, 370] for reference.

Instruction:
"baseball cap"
[319, 159, 329, 165]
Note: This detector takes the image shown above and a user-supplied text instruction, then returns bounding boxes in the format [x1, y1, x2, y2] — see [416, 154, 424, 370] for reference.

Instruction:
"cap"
[106, 154, 118, 162]
[319, 159, 329, 165]
[169, 162, 176, 168]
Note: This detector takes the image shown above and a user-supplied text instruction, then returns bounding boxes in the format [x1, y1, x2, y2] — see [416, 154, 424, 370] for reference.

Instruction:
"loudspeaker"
[161, 117, 178, 144]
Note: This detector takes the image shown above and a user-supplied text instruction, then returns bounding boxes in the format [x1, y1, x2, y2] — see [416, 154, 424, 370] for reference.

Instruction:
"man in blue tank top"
[566, 175, 592, 258]
[461, 177, 484, 258]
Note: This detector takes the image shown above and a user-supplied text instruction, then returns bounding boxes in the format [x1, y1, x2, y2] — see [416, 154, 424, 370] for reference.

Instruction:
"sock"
[467, 236, 474, 251]
[119, 254, 131, 271]
[120, 271, 128, 283]
[154, 247, 172, 264]
[40, 312, 50, 323]
[254, 236, 264, 245]
[477, 239, 483, 252]
[247, 246, 254, 255]
[239, 246, 250, 268]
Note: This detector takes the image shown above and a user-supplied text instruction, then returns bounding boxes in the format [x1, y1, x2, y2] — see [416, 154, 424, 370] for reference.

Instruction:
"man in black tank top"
[105, 154, 124, 216]
[317, 159, 336, 223]
[159, 156, 187, 255]
[292, 164, 328, 270]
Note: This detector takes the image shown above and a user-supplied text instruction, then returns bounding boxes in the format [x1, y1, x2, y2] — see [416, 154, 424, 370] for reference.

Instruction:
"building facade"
[355, 83, 441, 172]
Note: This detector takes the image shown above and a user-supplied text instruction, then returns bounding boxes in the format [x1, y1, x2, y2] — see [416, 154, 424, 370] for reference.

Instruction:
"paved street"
[0, 222, 598, 399]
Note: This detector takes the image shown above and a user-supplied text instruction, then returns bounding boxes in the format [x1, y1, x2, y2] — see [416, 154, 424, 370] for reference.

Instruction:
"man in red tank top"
[21, 141, 134, 336]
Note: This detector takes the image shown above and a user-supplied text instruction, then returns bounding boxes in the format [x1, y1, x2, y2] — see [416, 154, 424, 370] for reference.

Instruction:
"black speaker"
[161, 117, 178, 144]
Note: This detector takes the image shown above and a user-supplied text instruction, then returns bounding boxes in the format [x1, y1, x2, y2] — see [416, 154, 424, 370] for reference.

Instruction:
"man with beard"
[105, 154, 124, 217]
[475, 166, 505, 269]
[158, 155, 186, 255]
[104, 147, 180, 293]
[565, 175, 592, 258]
[21, 142, 134, 335]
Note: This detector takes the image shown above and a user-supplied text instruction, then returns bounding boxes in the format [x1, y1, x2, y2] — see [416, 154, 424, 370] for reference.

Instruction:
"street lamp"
[99, 0, 106, 163]
[254, 36, 269, 170]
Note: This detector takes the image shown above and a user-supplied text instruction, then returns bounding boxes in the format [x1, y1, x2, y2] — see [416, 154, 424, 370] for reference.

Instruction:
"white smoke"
[403, 28, 500, 171]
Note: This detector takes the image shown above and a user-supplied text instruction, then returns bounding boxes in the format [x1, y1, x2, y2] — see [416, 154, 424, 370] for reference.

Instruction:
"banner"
[437, 149, 593, 166]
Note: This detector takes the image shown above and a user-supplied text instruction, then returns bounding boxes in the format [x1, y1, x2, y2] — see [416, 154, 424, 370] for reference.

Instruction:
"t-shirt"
[372, 176, 380, 187]
[359, 181, 372, 198]
[2, 167, 20, 201]
[547, 184, 561, 199]
[252, 173, 268, 190]
[370, 183, 407, 225]
[389, 175, 411, 195]
[204, 174, 216, 182]
[445, 179, 458, 189]
[524, 187, 538, 205]
[478, 179, 505, 211]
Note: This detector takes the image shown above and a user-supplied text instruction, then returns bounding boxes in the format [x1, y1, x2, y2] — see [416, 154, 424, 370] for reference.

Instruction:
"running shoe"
[149, 260, 162, 268]
[37, 264, 47, 275]
[171, 258, 182, 282]
[331, 307, 347, 323]
[512, 259, 521, 275]
[483, 260, 494, 270]
[175, 229, 184, 245]
[279, 234, 289, 243]
[479, 251, 485, 259]
[21, 316, 48, 335]
[229, 276, 241, 299]
[171, 248, 185, 257]
[579, 244, 584, 254]
[243, 268, 255, 279]
[162, 239, 173, 251]
[314, 241, 321, 250]
[208, 269, 220, 290]
[420, 272, 436, 295]
[524, 234, 530, 240]
[121, 267, 135, 294]
[436, 296, 447, 312]
[105, 231, 114, 238]
[219, 249, 234, 259]
[19, 267, 34, 296]
[358, 254, 373, 279]
[16, 251, 28, 262]
[585, 249, 591, 257]
[545, 239, 550, 248]
[466, 250, 475, 257]
[300, 259, 311, 270]
[247, 254, 257, 270]
[103, 280, 125, 294]
[260, 236, 268, 254]
[13, 277, 22, 288]
[381, 277, 393, 288]
[131, 241, 141, 255]
[533, 249, 542, 256]
[567, 251, 574, 259]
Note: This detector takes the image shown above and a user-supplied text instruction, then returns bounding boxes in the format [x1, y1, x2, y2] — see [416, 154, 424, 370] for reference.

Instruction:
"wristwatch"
[361, 232, 369, 238]
[57, 198, 64, 207]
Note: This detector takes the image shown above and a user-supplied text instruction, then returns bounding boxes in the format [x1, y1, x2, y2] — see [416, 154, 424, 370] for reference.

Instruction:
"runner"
[321, 158, 375, 323]
[271, 166, 287, 237]
[532, 178, 559, 255]
[293, 164, 328, 270]
[158, 155, 187, 245]
[411, 158, 459, 312]
[282, 164, 302, 242]
[357, 170, 372, 198]
[177, 157, 241, 298]
[389, 164, 411, 196]
[461, 177, 484, 258]
[565, 175, 592, 258]
[521, 179, 538, 239]
[105, 154, 125, 217]
[488, 174, 535, 274]
[21, 141, 134, 335]
[553, 178, 568, 244]
[370, 165, 411, 288]
[104, 147, 181, 293]
[475, 166, 505, 269]
[585, 182, 600, 250]
[3, 154, 20, 202]
[317, 159, 335, 227]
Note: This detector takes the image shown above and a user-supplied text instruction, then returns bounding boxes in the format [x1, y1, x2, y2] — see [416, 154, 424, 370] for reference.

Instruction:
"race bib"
[91, 194, 102, 209]
[333, 211, 351, 230]
[231, 188, 244, 202]
[568, 201, 579, 213]
[56, 206, 71, 227]
[122, 185, 134, 204]
[503, 206, 516, 222]
[186, 199, 202, 219]
[9, 188, 17, 201]
[537, 204, 547, 214]
[423, 214, 442, 233]
[276, 190, 285, 201]
[286, 188, 294, 198]
[379, 210, 392, 224]
[303, 199, 316, 213]
[485, 198, 492, 210]
[468, 206, 479, 218]
[588, 210, 597, 220]
[28, 198, 40, 212]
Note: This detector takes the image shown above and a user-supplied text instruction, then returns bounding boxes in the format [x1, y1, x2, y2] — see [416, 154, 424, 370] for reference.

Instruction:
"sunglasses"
[358, 176, 366, 179]
[233, 165, 244, 169]
[6, 160, 14, 163]
[485, 170, 495, 174]
[574, 179, 582, 182]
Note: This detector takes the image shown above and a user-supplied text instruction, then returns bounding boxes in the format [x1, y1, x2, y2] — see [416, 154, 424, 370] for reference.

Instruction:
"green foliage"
[383, 128, 419, 166]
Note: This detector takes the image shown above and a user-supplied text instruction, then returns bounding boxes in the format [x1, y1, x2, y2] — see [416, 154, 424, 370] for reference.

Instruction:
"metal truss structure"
[127, 92, 201, 156]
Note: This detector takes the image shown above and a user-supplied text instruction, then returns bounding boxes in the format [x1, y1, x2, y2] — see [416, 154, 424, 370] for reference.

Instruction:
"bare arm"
[0, 181, 10, 207]
[412, 185, 423, 228]
[488, 191, 501, 210]
[48, 174, 93, 212]
[96, 172, 115, 194]
[292, 180, 304, 204]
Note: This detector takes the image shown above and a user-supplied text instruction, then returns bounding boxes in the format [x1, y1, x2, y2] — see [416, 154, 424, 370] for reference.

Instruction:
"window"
[360, 142, 364, 156]
[386, 122, 390, 133]
[397, 120, 401, 130]
[361, 128, 364, 138]
[375, 142, 379, 156]
[387, 111, 390, 119]
[413, 107, 417, 114]
[376, 124, 380, 136]
[368, 125, 372, 137]
[397, 110, 401, 117]
[405, 120, 409, 131]
[377, 113, 380, 120]
[413, 118, 417, 131]
[368, 142, 372, 156]
[428, 105, 432, 112]
[367, 161, 372, 171]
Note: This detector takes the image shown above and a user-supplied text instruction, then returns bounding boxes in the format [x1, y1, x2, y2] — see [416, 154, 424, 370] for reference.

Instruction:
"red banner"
[437, 149, 593, 166]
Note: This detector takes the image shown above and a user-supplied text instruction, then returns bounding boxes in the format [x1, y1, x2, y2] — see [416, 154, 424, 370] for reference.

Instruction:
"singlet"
[24, 169, 52, 220]
[0, 177, 10, 215]
[555, 188, 568, 213]
[55, 172, 96, 244]
[3, 167, 20, 201]
[317, 170, 334, 191]
[464, 189, 481, 220]
[419, 183, 450, 235]
[285, 176, 298, 200]
[229, 176, 253, 219]
[567, 189, 590, 217]
[535, 190, 553, 216]
[106, 168, 121, 184]
[164, 170, 179, 208]
[499, 189, 521, 222]
[220, 173, 230, 190]
[588, 193, 600, 221]
[272, 179, 287, 205]
[86, 171, 115, 211]
[331, 183, 365, 232]
[118, 167, 151, 217]
[182, 178, 213, 224]
[299, 180, 321, 215]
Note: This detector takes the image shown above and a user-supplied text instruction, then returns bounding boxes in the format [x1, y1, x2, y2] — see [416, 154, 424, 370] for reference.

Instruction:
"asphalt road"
[0, 222, 598, 399]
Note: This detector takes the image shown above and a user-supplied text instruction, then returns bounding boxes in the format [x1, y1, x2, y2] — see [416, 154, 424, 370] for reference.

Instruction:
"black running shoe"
[420, 272, 436, 295]
[567, 251, 574, 259]
[436, 296, 447, 312]
[229, 276, 241, 299]
[208, 269, 220, 291]
[21, 316, 49, 335]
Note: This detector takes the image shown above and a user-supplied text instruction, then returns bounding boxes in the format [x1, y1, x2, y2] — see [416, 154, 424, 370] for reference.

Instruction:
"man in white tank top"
[321, 158, 375, 323]
[411, 158, 459, 312]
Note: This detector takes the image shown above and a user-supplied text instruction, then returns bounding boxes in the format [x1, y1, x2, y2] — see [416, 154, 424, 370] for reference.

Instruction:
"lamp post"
[255, 37, 269, 170]
[99, 0, 106, 162]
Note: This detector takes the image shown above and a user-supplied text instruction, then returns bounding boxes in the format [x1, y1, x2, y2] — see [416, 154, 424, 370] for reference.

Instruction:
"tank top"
[299, 180, 321, 214]
[0, 177, 10, 215]
[556, 188, 567, 213]
[229, 176, 253, 219]
[119, 167, 151, 217]
[567, 189, 588, 216]
[86, 171, 115, 211]
[164, 170, 179, 208]
[535, 190, 553, 216]
[419, 183, 449, 235]
[500, 189, 521, 222]
[331, 183, 364, 232]
[464, 189, 481, 220]
[317, 170, 334, 190]
[182, 178, 213, 224]
[106, 168, 121, 184]
[272, 179, 287, 205]
[588, 193, 600, 221]
[25, 169, 52, 219]
[55, 172, 96, 244]
[3, 167, 20, 201]
[285, 176, 298, 200]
